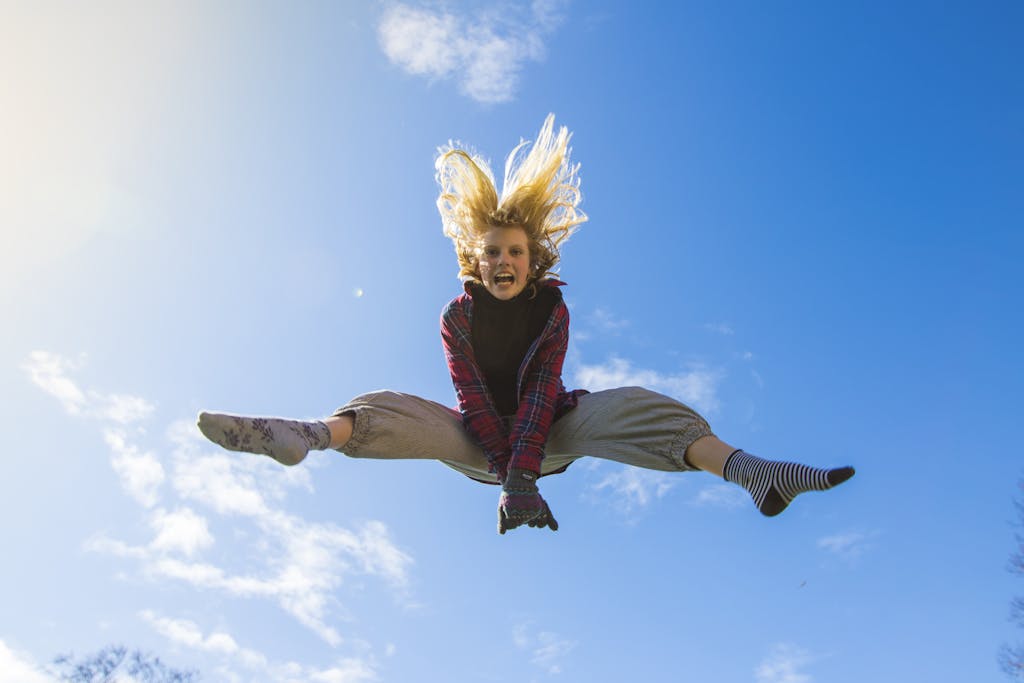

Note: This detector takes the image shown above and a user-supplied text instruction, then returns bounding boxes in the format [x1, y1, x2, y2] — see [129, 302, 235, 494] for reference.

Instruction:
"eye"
[484, 247, 499, 257]
[511, 248, 523, 257]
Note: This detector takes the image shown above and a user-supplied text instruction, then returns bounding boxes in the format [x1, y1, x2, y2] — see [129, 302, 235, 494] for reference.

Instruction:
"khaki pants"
[333, 386, 712, 484]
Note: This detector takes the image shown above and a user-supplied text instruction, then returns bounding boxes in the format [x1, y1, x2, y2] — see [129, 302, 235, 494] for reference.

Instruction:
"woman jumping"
[197, 115, 854, 534]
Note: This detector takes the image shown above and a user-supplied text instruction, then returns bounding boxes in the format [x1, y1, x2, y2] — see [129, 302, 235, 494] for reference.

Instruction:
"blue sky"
[1, 1, 1021, 681]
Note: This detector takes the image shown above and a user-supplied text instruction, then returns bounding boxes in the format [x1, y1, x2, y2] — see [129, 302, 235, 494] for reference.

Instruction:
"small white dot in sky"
[353, 288, 364, 298]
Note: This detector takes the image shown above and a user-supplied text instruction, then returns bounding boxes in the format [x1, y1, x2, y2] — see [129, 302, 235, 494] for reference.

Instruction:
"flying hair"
[435, 114, 587, 282]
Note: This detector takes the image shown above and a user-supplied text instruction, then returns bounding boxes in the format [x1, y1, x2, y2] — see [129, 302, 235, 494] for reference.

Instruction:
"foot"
[724, 450, 855, 517]
[196, 412, 330, 466]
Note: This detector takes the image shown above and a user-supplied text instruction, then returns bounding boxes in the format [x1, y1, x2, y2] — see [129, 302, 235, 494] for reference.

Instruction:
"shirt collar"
[462, 278, 566, 296]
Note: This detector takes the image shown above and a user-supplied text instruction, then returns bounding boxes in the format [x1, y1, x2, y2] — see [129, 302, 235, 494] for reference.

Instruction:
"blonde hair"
[435, 114, 587, 282]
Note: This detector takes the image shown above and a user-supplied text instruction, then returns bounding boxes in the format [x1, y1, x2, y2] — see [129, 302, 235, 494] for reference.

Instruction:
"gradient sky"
[1, 2, 1022, 682]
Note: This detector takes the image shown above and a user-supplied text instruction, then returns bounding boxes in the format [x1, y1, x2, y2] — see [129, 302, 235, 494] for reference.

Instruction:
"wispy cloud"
[24, 352, 164, 505]
[588, 466, 678, 518]
[140, 612, 378, 682]
[513, 623, 576, 675]
[91, 438, 415, 646]
[574, 356, 722, 415]
[0, 639, 52, 683]
[22, 351, 88, 413]
[104, 428, 165, 507]
[704, 322, 734, 335]
[27, 351, 415, 648]
[148, 507, 215, 557]
[377, 1, 566, 103]
[817, 530, 878, 560]
[690, 484, 747, 510]
[23, 351, 155, 423]
[755, 643, 815, 683]
[307, 659, 379, 683]
[589, 308, 630, 332]
[141, 611, 263, 663]
[575, 307, 630, 341]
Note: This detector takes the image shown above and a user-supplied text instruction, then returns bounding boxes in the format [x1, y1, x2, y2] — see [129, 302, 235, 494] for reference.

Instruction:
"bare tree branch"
[51, 645, 198, 683]
[1003, 480, 1024, 680]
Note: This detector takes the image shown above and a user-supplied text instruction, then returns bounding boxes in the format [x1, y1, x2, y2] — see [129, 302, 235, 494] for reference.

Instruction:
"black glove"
[497, 468, 559, 534]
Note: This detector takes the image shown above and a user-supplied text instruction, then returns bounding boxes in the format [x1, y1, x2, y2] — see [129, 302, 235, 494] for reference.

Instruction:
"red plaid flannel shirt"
[440, 279, 587, 479]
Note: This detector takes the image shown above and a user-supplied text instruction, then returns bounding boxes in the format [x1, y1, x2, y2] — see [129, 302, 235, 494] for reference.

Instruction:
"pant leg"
[545, 386, 712, 472]
[332, 386, 713, 484]
[332, 390, 480, 461]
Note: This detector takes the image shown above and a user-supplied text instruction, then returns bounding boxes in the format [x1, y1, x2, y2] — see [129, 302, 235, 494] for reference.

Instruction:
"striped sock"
[197, 412, 331, 466]
[723, 449, 855, 517]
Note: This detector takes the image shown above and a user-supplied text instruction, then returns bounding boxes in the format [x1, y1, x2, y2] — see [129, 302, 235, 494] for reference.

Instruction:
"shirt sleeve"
[440, 298, 512, 476]
[507, 299, 571, 474]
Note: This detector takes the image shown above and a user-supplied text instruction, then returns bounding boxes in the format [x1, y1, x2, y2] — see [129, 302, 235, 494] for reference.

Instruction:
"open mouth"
[494, 273, 515, 285]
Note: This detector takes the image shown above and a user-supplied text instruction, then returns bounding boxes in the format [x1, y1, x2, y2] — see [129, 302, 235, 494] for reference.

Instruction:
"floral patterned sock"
[196, 412, 331, 466]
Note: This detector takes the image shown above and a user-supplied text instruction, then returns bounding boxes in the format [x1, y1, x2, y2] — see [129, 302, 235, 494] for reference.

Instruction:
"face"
[475, 225, 532, 300]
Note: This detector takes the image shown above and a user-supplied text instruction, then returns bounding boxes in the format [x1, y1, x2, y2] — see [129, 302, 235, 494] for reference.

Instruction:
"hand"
[525, 498, 559, 531]
[497, 468, 559, 534]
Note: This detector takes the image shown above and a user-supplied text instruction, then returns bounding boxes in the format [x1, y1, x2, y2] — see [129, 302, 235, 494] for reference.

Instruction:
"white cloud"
[140, 612, 378, 682]
[157, 452, 412, 645]
[308, 659, 378, 683]
[22, 351, 88, 415]
[513, 623, 576, 675]
[31, 351, 415, 648]
[144, 542, 343, 646]
[105, 429, 165, 507]
[755, 643, 815, 683]
[377, 1, 565, 103]
[84, 535, 149, 560]
[96, 393, 156, 424]
[24, 352, 163, 506]
[140, 611, 252, 660]
[351, 520, 414, 588]
[92, 500, 407, 647]
[574, 356, 722, 415]
[690, 484, 747, 510]
[590, 466, 678, 516]
[149, 508, 214, 557]
[23, 351, 155, 424]
[0, 640, 53, 683]
[817, 531, 877, 560]
[532, 632, 576, 674]
[379, 7, 459, 76]
[159, 437, 414, 644]
[530, 0, 567, 32]
[172, 452, 271, 517]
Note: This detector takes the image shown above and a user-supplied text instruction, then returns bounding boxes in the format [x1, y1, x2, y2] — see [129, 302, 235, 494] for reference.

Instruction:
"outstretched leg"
[685, 435, 855, 517]
[196, 412, 351, 466]
[196, 391, 491, 477]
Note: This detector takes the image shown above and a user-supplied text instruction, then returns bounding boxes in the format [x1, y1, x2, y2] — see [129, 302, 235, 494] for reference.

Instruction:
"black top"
[469, 282, 560, 417]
